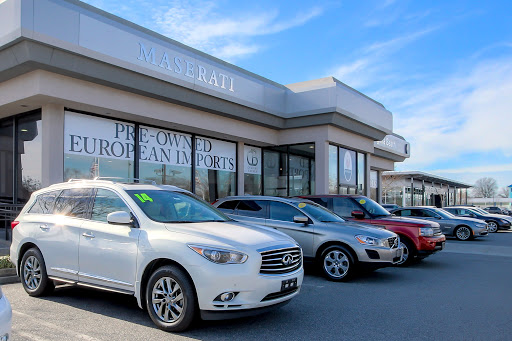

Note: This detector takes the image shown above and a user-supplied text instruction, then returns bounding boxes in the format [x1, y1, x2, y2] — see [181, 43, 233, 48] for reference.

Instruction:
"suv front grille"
[384, 236, 399, 249]
[260, 246, 302, 275]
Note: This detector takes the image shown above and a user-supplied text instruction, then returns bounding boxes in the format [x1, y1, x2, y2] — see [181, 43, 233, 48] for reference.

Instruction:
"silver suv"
[214, 196, 403, 281]
[10, 179, 303, 332]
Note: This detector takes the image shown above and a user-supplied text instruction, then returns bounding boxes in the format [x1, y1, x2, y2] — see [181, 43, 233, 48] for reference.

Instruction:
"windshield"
[435, 209, 455, 218]
[292, 201, 345, 223]
[354, 197, 390, 217]
[127, 190, 230, 223]
[471, 208, 488, 215]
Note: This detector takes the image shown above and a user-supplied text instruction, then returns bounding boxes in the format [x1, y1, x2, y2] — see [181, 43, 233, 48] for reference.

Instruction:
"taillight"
[11, 221, 19, 229]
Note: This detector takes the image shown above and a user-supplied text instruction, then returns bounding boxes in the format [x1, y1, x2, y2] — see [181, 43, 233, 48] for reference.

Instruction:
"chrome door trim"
[78, 272, 133, 287]
[51, 267, 79, 275]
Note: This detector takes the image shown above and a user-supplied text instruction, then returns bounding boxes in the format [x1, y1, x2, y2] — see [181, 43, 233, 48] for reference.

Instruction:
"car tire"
[145, 265, 197, 332]
[20, 247, 54, 297]
[394, 238, 416, 267]
[320, 245, 355, 281]
[486, 221, 498, 233]
[454, 226, 472, 241]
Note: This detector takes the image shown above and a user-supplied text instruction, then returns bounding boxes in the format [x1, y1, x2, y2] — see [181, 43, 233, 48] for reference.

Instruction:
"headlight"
[476, 223, 486, 228]
[419, 227, 434, 237]
[188, 245, 248, 264]
[355, 235, 383, 246]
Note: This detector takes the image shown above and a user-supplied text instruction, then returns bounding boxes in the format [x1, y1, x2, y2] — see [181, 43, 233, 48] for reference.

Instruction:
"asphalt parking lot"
[3, 231, 512, 341]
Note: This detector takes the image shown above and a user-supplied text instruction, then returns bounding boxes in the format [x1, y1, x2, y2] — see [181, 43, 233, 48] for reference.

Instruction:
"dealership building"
[0, 0, 410, 214]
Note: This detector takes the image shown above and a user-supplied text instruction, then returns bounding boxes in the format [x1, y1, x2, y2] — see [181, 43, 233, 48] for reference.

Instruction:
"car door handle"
[82, 232, 95, 238]
[39, 224, 49, 231]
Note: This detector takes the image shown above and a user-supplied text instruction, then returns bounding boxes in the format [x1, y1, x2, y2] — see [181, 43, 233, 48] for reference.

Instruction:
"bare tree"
[498, 187, 510, 198]
[472, 177, 498, 198]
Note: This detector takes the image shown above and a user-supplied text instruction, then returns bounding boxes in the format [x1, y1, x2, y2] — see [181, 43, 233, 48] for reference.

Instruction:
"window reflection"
[17, 113, 43, 203]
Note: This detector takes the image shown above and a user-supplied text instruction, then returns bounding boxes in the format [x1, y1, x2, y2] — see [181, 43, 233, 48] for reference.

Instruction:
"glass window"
[292, 202, 344, 223]
[139, 126, 192, 191]
[244, 146, 262, 195]
[17, 113, 43, 203]
[357, 153, 365, 195]
[370, 170, 378, 201]
[28, 190, 60, 214]
[216, 200, 239, 214]
[332, 198, 362, 218]
[237, 200, 267, 218]
[395, 209, 411, 217]
[64, 112, 135, 181]
[127, 190, 229, 223]
[307, 197, 331, 209]
[288, 144, 314, 197]
[355, 197, 390, 216]
[0, 119, 13, 204]
[194, 137, 236, 203]
[263, 149, 287, 196]
[91, 189, 131, 222]
[329, 145, 338, 194]
[53, 188, 94, 218]
[338, 148, 356, 187]
[269, 201, 306, 222]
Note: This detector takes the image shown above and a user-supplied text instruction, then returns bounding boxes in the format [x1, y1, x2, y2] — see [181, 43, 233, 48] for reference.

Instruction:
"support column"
[237, 142, 245, 196]
[315, 140, 329, 195]
[454, 186, 457, 205]
[410, 177, 414, 206]
[365, 153, 371, 197]
[377, 170, 382, 203]
[41, 104, 65, 187]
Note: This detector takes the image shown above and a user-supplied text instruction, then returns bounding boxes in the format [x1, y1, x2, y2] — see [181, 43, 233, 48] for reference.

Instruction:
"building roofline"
[382, 171, 473, 188]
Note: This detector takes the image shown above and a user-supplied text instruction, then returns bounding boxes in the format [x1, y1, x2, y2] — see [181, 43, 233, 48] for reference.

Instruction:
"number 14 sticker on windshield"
[134, 193, 153, 203]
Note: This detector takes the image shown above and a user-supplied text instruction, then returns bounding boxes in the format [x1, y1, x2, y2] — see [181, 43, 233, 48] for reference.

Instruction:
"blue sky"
[81, 0, 512, 189]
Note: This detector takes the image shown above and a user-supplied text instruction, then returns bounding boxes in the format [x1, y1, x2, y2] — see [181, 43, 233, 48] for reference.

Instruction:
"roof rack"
[67, 177, 157, 185]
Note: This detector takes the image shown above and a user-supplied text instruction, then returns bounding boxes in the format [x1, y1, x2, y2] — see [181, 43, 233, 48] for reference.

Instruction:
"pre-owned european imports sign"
[64, 112, 236, 172]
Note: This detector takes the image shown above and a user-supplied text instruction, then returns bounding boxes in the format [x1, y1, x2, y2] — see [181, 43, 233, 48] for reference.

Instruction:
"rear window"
[217, 200, 240, 214]
[237, 200, 267, 218]
[28, 190, 60, 214]
[53, 188, 94, 218]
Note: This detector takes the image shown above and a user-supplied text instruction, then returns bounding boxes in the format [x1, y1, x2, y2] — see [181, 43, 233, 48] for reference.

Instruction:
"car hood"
[372, 216, 440, 228]
[325, 221, 397, 239]
[483, 213, 512, 221]
[164, 221, 296, 249]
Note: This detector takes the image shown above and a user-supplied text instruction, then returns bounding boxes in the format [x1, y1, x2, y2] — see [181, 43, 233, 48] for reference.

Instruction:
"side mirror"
[107, 211, 132, 225]
[293, 216, 309, 224]
[351, 210, 365, 219]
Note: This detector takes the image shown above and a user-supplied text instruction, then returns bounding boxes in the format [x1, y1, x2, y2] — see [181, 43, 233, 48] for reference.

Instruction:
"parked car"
[484, 206, 506, 215]
[444, 206, 512, 233]
[381, 204, 400, 212]
[390, 207, 488, 241]
[213, 196, 403, 281]
[299, 195, 445, 266]
[0, 286, 12, 341]
[10, 180, 304, 332]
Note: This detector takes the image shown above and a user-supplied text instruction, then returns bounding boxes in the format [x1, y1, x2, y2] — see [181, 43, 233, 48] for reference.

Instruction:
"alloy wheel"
[456, 226, 471, 240]
[487, 222, 498, 233]
[397, 242, 409, 265]
[323, 250, 350, 278]
[23, 255, 42, 290]
[151, 277, 185, 323]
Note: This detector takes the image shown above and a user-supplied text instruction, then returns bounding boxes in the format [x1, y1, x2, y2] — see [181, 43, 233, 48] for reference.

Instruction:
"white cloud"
[151, 1, 323, 61]
[391, 55, 512, 169]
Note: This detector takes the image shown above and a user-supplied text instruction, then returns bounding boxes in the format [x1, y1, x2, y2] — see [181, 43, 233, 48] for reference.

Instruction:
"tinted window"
[217, 200, 240, 214]
[91, 189, 131, 223]
[292, 201, 344, 223]
[307, 197, 331, 209]
[237, 200, 267, 218]
[395, 209, 411, 216]
[418, 209, 439, 218]
[28, 190, 60, 214]
[269, 201, 306, 222]
[53, 188, 94, 218]
[332, 198, 361, 218]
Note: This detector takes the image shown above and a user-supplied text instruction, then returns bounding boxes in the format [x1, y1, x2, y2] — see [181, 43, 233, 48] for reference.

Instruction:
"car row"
[11, 179, 503, 333]
[444, 206, 512, 233]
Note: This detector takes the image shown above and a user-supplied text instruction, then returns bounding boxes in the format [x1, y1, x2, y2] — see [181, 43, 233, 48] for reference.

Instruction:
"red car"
[298, 195, 446, 265]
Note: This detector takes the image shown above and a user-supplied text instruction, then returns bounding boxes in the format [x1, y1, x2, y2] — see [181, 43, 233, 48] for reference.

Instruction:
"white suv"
[10, 179, 303, 332]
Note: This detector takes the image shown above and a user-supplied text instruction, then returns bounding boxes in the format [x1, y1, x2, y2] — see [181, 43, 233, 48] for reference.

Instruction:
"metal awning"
[382, 171, 472, 188]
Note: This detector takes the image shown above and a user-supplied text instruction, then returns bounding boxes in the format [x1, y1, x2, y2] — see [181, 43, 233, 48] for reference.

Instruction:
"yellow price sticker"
[359, 199, 366, 204]
[298, 203, 307, 208]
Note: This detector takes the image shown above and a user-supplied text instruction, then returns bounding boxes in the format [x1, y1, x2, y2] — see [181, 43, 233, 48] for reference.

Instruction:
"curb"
[0, 268, 19, 285]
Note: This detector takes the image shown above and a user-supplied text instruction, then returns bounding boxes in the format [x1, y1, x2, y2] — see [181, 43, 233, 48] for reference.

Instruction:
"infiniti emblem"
[282, 254, 293, 266]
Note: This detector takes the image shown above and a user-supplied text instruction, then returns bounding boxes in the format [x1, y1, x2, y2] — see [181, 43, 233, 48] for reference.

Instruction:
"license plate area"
[281, 278, 297, 291]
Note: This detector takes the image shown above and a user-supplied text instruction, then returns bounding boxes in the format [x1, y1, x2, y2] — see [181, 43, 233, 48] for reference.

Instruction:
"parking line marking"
[13, 311, 102, 341]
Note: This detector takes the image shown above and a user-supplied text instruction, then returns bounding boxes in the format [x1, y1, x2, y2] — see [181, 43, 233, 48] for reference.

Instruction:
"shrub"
[0, 256, 15, 269]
